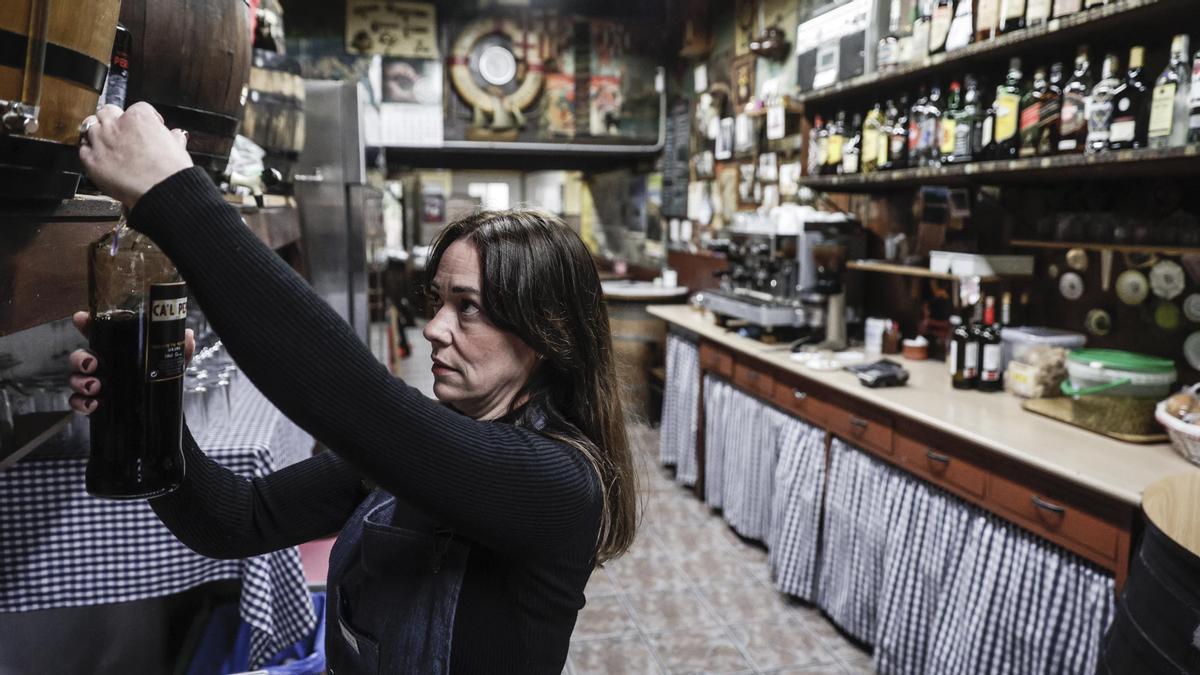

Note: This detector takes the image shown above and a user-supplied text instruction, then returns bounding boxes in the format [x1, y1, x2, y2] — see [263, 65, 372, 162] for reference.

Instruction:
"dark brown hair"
[426, 209, 637, 563]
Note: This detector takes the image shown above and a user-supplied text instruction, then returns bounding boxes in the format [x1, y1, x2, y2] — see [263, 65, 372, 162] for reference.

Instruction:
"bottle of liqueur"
[1058, 46, 1093, 153]
[1019, 67, 1049, 157]
[994, 58, 1024, 159]
[889, 95, 911, 169]
[1086, 53, 1120, 152]
[842, 113, 863, 175]
[949, 314, 977, 389]
[950, 75, 984, 162]
[976, 0, 1001, 43]
[1052, 0, 1082, 20]
[1039, 62, 1064, 155]
[878, 0, 904, 70]
[929, 0, 954, 55]
[940, 81, 962, 162]
[1110, 47, 1150, 150]
[946, 0, 974, 52]
[1026, 0, 1052, 29]
[923, 85, 945, 166]
[876, 101, 893, 169]
[1189, 45, 1200, 143]
[826, 111, 847, 175]
[809, 115, 825, 176]
[978, 296, 1004, 392]
[862, 103, 884, 173]
[1149, 34, 1192, 149]
[1000, 291, 1013, 327]
[912, 1, 933, 60]
[909, 86, 929, 165]
[999, 0, 1026, 33]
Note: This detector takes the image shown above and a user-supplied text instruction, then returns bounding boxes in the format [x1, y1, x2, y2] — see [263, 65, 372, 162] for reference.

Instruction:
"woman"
[68, 103, 637, 674]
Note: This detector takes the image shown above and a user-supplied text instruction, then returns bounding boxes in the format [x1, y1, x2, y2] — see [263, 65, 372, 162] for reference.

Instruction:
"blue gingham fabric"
[0, 380, 315, 668]
[660, 333, 700, 485]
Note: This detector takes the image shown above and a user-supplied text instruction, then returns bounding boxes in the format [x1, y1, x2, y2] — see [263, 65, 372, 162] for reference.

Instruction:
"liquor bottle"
[1039, 62, 1064, 155]
[946, 0, 974, 52]
[949, 314, 976, 389]
[809, 115, 825, 176]
[912, 1, 933, 61]
[1019, 67, 1049, 157]
[862, 103, 884, 173]
[909, 86, 928, 164]
[929, 0, 954, 55]
[1058, 46, 1093, 153]
[994, 58, 1024, 159]
[1000, 0, 1026, 33]
[951, 75, 984, 162]
[876, 101, 893, 169]
[889, 95, 910, 169]
[1110, 46, 1149, 150]
[842, 113, 863, 175]
[878, 0, 904, 70]
[1052, 0, 1081, 20]
[1189, 46, 1200, 143]
[923, 85, 945, 166]
[827, 111, 847, 175]
[980, 90, 998, 160]
[1026, 0, 1052, 28]
[1149, 34, 1192, 149]
[101, 23, 131, 109]
[940, 81, 962, 161]
[1000, 291, 1013, 326]
[976, 0, 1001, 42]
[1086, 53, 1120, 152]
[87, 227, 188, 499]
[978, 296, 1004, 392]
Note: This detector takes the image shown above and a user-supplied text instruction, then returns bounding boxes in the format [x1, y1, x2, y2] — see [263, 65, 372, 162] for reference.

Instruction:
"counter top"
[649, 304, 1200, 506]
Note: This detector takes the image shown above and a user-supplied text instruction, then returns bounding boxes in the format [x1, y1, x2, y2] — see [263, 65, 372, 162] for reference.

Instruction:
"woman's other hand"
[78, 102, 193, 210]
[67, 311, 195, 415]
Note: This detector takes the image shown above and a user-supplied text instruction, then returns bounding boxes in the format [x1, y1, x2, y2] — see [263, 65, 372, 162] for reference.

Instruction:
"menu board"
[661, 100, 691, 219]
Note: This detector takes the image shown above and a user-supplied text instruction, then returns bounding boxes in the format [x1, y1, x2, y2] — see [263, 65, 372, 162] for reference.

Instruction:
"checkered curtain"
[767, 415, 827, 602]
[659, 334, 701, 486]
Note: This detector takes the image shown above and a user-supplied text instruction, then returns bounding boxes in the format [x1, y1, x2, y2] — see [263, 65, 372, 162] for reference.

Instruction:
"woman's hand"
[67, 311, 195, 415]
[78, 102, 193, 210]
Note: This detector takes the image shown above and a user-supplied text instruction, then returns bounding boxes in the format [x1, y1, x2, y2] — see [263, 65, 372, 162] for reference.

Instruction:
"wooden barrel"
[119, 0, 251, 178]
[0, 0, 121, 200]
[603, 282, 689, 418]
[242, 49, 304, 193]
[1099, 473, 1200, 673]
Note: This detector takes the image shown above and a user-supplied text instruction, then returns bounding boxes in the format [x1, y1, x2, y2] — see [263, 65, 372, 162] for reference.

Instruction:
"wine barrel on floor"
[119, 0, 252, 178]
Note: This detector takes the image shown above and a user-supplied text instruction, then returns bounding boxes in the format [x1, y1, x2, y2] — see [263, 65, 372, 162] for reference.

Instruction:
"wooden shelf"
[793, 0, 1188, 109]
[799, 144, 1200, 192]
[7, 194, 122, 222]
[1010, 240, 1200, 255]
[745, 98, 805, 118]
[0, 412, 72, 472]
[848, 259, 1012, 282]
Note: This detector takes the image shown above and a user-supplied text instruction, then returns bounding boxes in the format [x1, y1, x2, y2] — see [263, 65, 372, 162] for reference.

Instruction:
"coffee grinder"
[812, 240, 848, 350]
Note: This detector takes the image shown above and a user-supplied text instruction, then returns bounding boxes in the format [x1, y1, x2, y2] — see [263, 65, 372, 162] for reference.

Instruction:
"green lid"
[1067, 349, 1175, 373]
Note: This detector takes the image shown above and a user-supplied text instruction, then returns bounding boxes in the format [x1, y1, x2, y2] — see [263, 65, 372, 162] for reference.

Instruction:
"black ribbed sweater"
[132, 167, 601, 674]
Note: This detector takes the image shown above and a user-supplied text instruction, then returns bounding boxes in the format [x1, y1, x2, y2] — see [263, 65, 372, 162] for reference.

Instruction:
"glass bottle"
[911, 1, 933, 59]
[87, 226, 188, 499]
[928, 0, 954, 55]
[978, 296, 1004, 392]
[1000, 0, 1026, 33]
[951, 313, 978, 389]
[842, 113, 863, 175]
[1086, 52, 1120, 153]
[826, 111, 847, 175]
[862, 103, 884, 173]
[994, 57, 1024, 159]
[1149, 34, 1192, 149]
[808, 115, 825, 177]
[1058, 46, 1093, 153]
[976, 0, 1001, 42]
[1027, 0, 1053, 28]
[889, 95, 910, 169]
[1110, 46, 1149, 150]
[946, 0, 974, 52]
[923, 85, 945, 166]
[878, 0, 904, 70]
[1019, 67, 1049, 157]
[1051, 0, 1081, 20]
[940, 81, 962, 162]
[951, 74, 984, 163]
[1039, 62, 1064, 155]
[908, 86, 929, 165]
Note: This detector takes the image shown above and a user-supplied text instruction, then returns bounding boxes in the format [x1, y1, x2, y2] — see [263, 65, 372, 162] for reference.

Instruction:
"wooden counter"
[650, 304, 1200, 588]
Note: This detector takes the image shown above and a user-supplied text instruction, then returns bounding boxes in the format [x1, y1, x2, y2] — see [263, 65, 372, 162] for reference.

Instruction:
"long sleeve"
[149, 425, 367, 559]
[130, 168, 600, 560]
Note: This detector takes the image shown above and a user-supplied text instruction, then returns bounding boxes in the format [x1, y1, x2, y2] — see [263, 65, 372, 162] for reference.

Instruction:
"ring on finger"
[79, 118, 97, 144]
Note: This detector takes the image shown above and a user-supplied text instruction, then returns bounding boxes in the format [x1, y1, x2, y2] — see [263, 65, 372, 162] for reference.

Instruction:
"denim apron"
[326, 489, 471, 674]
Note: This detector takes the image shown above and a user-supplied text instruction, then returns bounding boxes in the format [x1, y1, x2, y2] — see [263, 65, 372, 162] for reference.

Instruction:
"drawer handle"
[1031, 495, 1066, 515]
[925, 449, 951, 464]
[849, 416, 869, 429]
[793, 390, 808, 400]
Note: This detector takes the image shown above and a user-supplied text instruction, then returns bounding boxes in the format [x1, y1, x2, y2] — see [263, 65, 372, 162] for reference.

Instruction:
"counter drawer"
[733, 359, 774, 398]
[894, 434, 987, 499]
[827, 402, 893, 455]
[770, 380, 830, 425]
[989, 474, 1120, 563]
[699, 342, 733, 378]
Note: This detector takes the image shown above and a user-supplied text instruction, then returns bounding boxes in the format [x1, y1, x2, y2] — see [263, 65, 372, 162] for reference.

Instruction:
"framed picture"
[732, 54, 756, 110]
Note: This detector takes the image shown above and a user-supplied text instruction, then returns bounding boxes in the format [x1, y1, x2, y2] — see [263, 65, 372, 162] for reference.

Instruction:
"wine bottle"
[929, 0, 954, 55]
[978, 297, 1004, 392]
[940, 81, 962, 161]
[1149, 34, 1192, 149]
[994, 57, 1024, 159]
[946, 0, 974, 52]
[1020, 67, 1049, 157]
[1058, 46, 1093, 153]
[976, 0, 1001, 43]
[1000, 0, 1026, 33]
[842, 113, 863, 175]
[862, 103, 884, 173]
[889, 95, 911, 169]
[1086, 53, 1121, 153]
[1110, 46, 1149, 150]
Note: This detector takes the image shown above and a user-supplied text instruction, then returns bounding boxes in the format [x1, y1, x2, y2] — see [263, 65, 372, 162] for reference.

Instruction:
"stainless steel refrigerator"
[292, 80, 380, 343]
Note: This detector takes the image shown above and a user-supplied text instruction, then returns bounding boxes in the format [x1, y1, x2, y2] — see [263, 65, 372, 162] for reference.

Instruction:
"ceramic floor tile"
[675, 548, 752, 587]
[764, 666, 854, 675]
[625, 587, 719, 634]
[697, 579, 801, 626]
[645, 625, 753, 675]
[728, 620, 840, 671]
[793, 606, 863, 650]
[569, 634, 664, 675]
[608, 553, 693, 594]
[621, 531, 667, 562]
[835, 648, 875, 674]
[573, 594, 638, 641]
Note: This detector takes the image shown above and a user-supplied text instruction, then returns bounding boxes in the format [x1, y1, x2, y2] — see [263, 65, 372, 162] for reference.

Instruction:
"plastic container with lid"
[1062, 349, 1177, 399]
[1000, 326, 1087, 370]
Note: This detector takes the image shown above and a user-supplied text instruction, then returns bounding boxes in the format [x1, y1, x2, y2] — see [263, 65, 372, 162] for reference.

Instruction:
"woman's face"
[423, 239, 539, 420]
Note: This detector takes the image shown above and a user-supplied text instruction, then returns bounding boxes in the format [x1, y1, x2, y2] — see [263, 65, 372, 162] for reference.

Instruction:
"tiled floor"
[389, 323, 874, 674]
[566, 425, 874, 675]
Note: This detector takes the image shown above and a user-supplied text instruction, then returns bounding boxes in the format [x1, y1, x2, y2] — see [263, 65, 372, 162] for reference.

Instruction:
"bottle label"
[982, 114, 995, 147]
[1028, 0, 1052, 23]
[1086, 96, 1113, 143]
[940, 118, 957, 155]
[147, 282, 188, 383]
[1052, 0, 1081, 17]
[930, 7, 952, 52]
[977, 0, 1000, 31]
[827, 135, 844, 165]
[995, 92, 1020, 142]
[1149, 83, 1177, 137]
[1020, 102, 1042, 134]
[954, 119, 973, 158]
[922, 116, 939, 152]
[1060, 94, 1086, 136]
[982, 344, 1002, 380]
[908, 119, 921, 152]
[892, 131, 907, 159]
[843, 149, 859, 174]
[877, 132, 890, 165]
[949, 341, 959, 375]
[946, 12, 973, 52]
[1110, 118, 1136, 143]
[1003, 0, 1027, 20]
[863, 128, 879, 164]
[964, 342, 979, 378]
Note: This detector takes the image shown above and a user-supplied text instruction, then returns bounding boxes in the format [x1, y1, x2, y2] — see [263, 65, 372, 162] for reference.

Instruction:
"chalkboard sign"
[661, 99, 691, 219]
